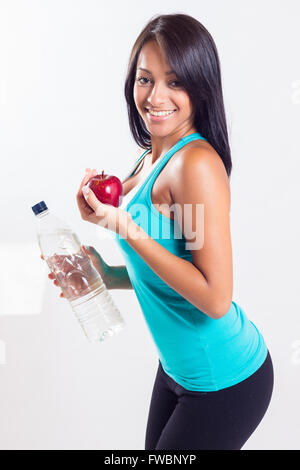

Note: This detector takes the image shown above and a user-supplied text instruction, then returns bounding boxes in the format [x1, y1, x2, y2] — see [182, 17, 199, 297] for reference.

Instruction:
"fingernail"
[82, 186, 90, 196]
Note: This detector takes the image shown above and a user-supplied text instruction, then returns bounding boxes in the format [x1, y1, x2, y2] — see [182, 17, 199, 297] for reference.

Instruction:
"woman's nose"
[148, 82, 169, 106]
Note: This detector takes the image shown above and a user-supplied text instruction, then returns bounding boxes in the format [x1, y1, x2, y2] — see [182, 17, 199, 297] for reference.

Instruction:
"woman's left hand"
[76, 168, 132, 236]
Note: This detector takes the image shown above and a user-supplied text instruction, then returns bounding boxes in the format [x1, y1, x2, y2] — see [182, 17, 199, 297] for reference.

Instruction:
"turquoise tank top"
[113, 132, 268, 391]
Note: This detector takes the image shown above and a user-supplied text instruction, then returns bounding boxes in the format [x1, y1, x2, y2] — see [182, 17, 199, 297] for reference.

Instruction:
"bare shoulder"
[170, 141, 231, 207]
[176, 140, 227, 175]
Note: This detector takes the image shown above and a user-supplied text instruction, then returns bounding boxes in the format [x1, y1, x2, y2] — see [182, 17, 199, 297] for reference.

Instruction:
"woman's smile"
[145, 107, 177, 122]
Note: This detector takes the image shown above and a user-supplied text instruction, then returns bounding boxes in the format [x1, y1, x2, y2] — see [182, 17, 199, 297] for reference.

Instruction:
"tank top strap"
[150, 132, 206, 179]
[127, 132, 207, 210]
[127, 148, 152, 178]
[145, 131, 207, 195]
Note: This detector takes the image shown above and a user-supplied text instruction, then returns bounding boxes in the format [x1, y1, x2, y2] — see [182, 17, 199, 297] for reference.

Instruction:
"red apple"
[87, 170, 123, 207]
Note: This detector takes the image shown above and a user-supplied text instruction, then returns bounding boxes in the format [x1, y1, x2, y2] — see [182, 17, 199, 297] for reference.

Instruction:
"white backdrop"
[0, 0, 299, 450]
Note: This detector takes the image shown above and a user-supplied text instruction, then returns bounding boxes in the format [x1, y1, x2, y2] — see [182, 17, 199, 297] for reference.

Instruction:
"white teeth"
[147, 109, 176, 117]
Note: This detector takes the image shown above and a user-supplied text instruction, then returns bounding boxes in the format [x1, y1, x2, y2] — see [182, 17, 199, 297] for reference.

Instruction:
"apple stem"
[102, 170, 104, 179]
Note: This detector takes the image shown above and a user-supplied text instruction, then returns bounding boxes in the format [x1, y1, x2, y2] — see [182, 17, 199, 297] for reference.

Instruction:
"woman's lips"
[145, 108, 177, 122]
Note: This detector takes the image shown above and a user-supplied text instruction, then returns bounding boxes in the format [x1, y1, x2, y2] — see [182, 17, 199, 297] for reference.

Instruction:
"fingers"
[81, 169, 98, 196]
[76, 169, 98, 219]
[82, 245, 98, 260]
[41, 254, 64, 298]
[50, 275, 64, 297]
[81, 186, 102, 213]
[78, 168, 98, 195]
[40, 257, 55, 280]
[41, 257, 57, 281]
[48, 273, 64, 297]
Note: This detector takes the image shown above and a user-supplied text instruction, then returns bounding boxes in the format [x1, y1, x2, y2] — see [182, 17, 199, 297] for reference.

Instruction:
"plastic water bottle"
[31, 201, 125, 343]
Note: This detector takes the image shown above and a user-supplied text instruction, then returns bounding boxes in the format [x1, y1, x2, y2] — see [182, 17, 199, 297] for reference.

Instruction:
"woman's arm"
[81, 245, 133, 290]
[105, 265, 133, 290]
[124, 147, 233, 320]
[79, 149, 232, 316]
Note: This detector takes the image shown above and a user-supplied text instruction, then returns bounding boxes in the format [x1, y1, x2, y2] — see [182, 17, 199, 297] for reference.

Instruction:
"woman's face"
[133, 40, 195, 137]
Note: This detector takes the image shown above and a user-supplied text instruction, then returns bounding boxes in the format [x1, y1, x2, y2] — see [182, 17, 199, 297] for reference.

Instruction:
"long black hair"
[124, 13, 232, 178]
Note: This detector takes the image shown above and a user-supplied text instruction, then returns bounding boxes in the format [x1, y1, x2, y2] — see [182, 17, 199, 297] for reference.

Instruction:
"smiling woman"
[133, 42, 197, 143]
[85, 13, 274, 450]
[125, 14, 232, 177]
[136, 66, 181, 121]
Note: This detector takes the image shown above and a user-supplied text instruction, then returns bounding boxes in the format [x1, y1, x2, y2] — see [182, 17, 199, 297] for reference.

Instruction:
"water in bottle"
[31, 201, 125, 343]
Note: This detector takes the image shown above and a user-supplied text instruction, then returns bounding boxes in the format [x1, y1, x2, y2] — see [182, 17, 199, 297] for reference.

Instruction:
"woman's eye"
[136, 76, 150, 85]
[136, 76, 181, 87]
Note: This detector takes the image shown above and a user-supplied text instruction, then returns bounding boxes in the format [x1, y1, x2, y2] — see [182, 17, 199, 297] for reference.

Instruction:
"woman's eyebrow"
[137, 67, 176, 75]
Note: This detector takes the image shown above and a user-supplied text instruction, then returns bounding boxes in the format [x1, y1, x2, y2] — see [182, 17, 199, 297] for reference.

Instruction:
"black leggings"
[145, 350, 274, 450]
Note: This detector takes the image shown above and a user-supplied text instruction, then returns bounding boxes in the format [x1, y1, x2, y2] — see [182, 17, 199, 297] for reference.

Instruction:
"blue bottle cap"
[31, 201, 48, 216]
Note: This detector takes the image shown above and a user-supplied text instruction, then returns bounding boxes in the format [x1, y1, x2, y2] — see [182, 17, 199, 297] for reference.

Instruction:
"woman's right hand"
[41, 245, 111, 298]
